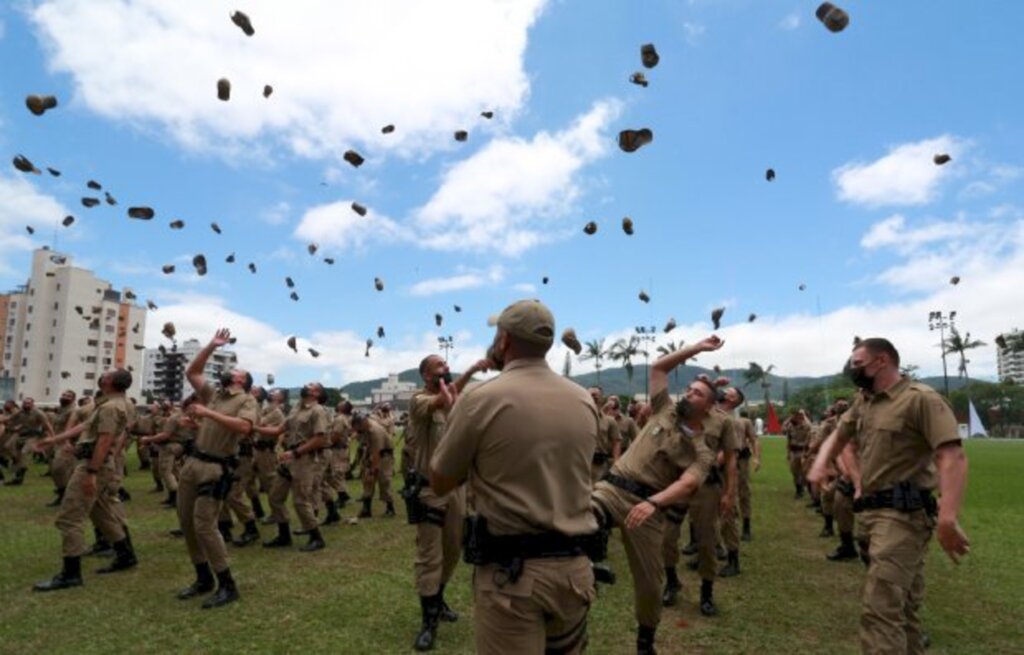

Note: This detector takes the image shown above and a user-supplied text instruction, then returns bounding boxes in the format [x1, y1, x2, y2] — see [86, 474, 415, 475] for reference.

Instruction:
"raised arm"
[187, 328, 232, 392]
[649, 336, 723, 399]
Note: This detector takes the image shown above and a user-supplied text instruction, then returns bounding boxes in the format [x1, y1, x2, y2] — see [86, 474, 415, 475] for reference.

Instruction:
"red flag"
[765, 403, 782, 434]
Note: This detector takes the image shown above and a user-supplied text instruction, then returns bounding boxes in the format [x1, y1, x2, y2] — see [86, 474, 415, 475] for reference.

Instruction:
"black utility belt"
[238, 443, 254, 457]
[705, 467, 723, 486]
[74, 442, 95, 460]
[254, 440, 276, 451]
[788, 445, 806, 452]
[738, 447, 753, 460]
[191, 450, 238, 468]
[604, 473, 659, 500]
[463, 515, 597, 571]
[592, 451, 611, 465]
[853, 484, 936, 515]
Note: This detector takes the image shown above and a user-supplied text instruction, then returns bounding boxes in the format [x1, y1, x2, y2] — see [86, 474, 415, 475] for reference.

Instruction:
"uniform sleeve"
[237, 396, 259, 429]
[198, 382, 215, 405]
[917, 391, 960, 450]
[164, 417, 180, 434]
[608, 417, 621, 445]
[267, 409, 284, 427]
[94, 404, 122, 435]
[686, 435, 716, 486]
[430, 393, 484, 484]
[836, 398, 861, 442]
[650, 387, 671, 414]
[723, 416, 741, 451]
[410, 392, 438, 421]
[312, 406, 330, 435]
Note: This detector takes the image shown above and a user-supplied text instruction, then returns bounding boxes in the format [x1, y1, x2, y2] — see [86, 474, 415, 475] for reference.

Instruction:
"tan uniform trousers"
[687, 481, 723, 581]
[720, 483, 741, 552]
[109, 449, 128, 524]
[177, 458, 231, 573]
[592, 481, 666, 629]
[661, 512, 685, 568]
[859, 509, 932, 655]
[52, 445, 77, 491]
[474, 555, 595, 655]
[225, 454, 256, 524]
[361, 451, 394, 504]
[136, 439, 152, 467]
[822, 477, 837, 517]
[158, 443, 182, 492]
[269, 454, 319, 531]
[10, 436, 31, 470]
[253, 444, 277, 493]
[414, 487, 466, 596]
[738, 455, 753, 519]
[321, 448, 348, 502]
[56, 462, 126, 557]
[835, 485, 856, 534]
[788, 449, 806, 487]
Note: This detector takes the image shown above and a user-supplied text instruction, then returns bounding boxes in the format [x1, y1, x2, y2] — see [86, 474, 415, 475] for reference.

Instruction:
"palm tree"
[899, 364, 920, 380]
[580, 338, 609, 386]
[610, 336, 647, 396]
[944, 327, 986, 380]
[656, 340, 687, 387]
[743, 361, 776, 405]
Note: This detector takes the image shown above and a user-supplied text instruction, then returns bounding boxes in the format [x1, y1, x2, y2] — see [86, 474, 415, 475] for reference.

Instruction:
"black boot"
[263, 522, 293, 548]
[661, 566, 681, 607]
[140, 459, 151, 470]
[218, 520, 234, 543]
[299, 528, 326, 552]
[337, 490, 350, 508]
[384, 501, 396, 517]
[232, 520, 260, 547]
[741, 518, 752, 542]
[413, 594, 441, 651]
[827, 532, 859, 562]
[161, 490, 177, 508]
[152, 479, 164, 493]
[820, 515, 835, 538]
[357, 498, 372, 518]
[637, 624, 658, 655]
[117, 487, 132, 502]
[858, 539, 870, 567]
[321, 500, 341, 526]
[438, 584, 458, 622]
[681, 524, 698, 555]
[794, 483, 804, 499]
[85, 528, 114, 557]
[47, 488, 65, 507]
[202, 568, 240, 609]
[699, 579, 718, 617]
[178, 562, 215, 599]
[807, 495, 821, 509]
[33, 556, 83, 592]
[250, 495, 265, 519]
[6, 467, 26, 486]
[719, 550, 740, 578]
[96, 536, 138, 574]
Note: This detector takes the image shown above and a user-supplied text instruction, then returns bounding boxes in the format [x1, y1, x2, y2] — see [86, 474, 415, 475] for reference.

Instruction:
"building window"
[45, 387, 50, 396]
[47, 370, 52, 379]
[103, 341, 114, 349]
[20, 375, 25, 383]
[106, 309, 115, 319]
[50, 336, 55, 344]
[48, 353, 53, 361]
[84, 373, 96, 380]
[22, 358, 27, 366]
[53, 302, 59, 310]
[25, 323, 31, 331]
[105, 325, 115, 333]
[28, 305, 33, 313]
[86, 356, 97, 363]
[103, 358, 111, 366]
[56, 284, 61, 291]
[88, 339, 98, 347]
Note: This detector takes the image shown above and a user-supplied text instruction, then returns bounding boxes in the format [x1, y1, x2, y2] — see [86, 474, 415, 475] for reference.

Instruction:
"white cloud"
[260, 201, 291, 226]
[832, 135, 965, 207]
[0, 175, 70, 277]
[413, 99, 622, 256]
[779, 13, 801, 30]
[683, 21, 706, 45]
[293, 200, 403, 252]
[31, 0, 548, 162]
[512, 282, 537, 293]
[860, 214, 974, 254]
[408, 265, 505, 296]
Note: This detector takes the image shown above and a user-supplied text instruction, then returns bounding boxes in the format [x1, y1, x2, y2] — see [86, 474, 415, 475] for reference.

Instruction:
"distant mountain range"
[329, 363, 979, 400]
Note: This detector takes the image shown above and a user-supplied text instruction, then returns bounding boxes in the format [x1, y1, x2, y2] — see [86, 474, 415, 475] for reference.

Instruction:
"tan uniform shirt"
[360, 420, 391, 465]
[78, 395, 129, 454]
[283, 402, 330, 449]
[737, 417, 757, 452]
[706, 408, 740, 453]
[836, 378, 959, 494]
[786, 420, 812, 449]
[407, 389, 448, 477]
[431, 357, 599, 537]
[596, 414, 621, 456]
[53, 406, 75, 434]
[132, 414, 157, 436]
[615, 414, 639, 451]
[258, 405, 286, 441]
[194, 383, 259, 458]
[164, 415, 197, 445]
[15, 407, 49, 436]
[329, 414, 352, 449]
[610, 388, 716, 492]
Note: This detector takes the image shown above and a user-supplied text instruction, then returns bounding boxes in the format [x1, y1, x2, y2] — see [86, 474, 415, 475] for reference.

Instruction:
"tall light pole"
[635, 325, 656, 398]
[437, 335, 454, 362]
[928, 310, 956, 397]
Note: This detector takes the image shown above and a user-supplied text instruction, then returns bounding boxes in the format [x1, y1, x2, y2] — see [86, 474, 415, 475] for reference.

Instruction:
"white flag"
[968, 399, 988, 438]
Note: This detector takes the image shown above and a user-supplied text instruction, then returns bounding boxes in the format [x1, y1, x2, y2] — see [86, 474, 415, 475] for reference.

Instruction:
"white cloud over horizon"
[31, 0, 548, 163]
[0, 174, 69, 277]
[833, 135, 965, 207]
[408, 265, 505, 296]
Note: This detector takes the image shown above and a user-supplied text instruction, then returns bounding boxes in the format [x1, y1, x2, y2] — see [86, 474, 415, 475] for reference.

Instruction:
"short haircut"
[507, 332, 551, 358]
[419, 355, 440, 377]
[730, 387, 745, 405]
[692, 377, 717, 399]
[109, 368, 133, 391]
[857, 337, 901, 367]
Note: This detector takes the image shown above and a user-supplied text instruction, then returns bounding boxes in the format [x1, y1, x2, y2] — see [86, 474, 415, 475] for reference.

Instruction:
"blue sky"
[2, 1, 1022, 386]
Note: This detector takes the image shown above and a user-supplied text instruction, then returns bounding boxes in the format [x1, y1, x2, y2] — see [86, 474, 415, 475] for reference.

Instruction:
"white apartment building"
[370, 373, 418, 410]
[996, 329, 1024, 384]
[0, 248, 147, 403]
[142, 338, 238, 401]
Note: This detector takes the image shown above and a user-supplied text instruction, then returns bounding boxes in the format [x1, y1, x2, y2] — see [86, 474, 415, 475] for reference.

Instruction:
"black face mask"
[59, 398, 73, 407]
[441, 371, 453, 385]
[847, 363, 875, 391]
[218, 371, 235, 388]
[675, 398, 696, 420]
[299, 386, 311, 399]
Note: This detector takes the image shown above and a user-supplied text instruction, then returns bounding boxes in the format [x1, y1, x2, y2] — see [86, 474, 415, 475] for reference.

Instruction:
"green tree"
[900, 364, 920, 379]
[949, 381, 1024, 435]
[610, 336, 646, 396]
[656, 340, 684, 387]
[743, 362, 776, 405]
[580, 338, 609, 386]
[943, 327, 986, 379]
[785, 376, 857, 418]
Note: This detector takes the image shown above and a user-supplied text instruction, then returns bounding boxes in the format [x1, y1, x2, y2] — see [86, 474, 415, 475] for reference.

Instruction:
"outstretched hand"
[438, 379, 459, 411]
[211, 328, 232, 348]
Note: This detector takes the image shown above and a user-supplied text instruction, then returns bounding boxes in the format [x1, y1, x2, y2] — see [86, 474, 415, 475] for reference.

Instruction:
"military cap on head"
[489, 299, 555, 346]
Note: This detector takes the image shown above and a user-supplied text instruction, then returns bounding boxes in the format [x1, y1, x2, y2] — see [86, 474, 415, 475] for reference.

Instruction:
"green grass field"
[1, 438, 1021, 654]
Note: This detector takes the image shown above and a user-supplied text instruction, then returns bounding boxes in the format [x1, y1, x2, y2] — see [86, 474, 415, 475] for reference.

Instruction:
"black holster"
[400, 470, 445, 526]
[836, 478, 855, 498]
[74, 442, 96, 460]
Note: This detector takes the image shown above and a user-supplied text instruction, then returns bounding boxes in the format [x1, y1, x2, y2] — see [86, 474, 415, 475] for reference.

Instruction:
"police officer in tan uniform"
[607, 396, 639, 452]
[33, 369, 138, 591]
[811, 405, 840, 538]
[784, 410, 812, 498]
[46, 391, 78, 507]
[591, 337, 723, 654]
[352, 412, 396, 518]
[3, 397, 54, 486]
[735, 407, 759, 541]
[173, 329, 259, 609]
[809, 338, 970, 654]
[253, 389, 286, 522]
[717, 387, 747, 578]
[257, 382, 331, 551]
[404, 354, 490, 651]
[430, 300, 601, 655]
[325, 400, 354, 516]
[588, 387, 621, 485]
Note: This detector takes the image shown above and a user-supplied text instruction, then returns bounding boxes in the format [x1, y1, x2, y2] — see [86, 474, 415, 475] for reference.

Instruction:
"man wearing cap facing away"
[430, 299, 601, 655]
[589, 336, 724, 655]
